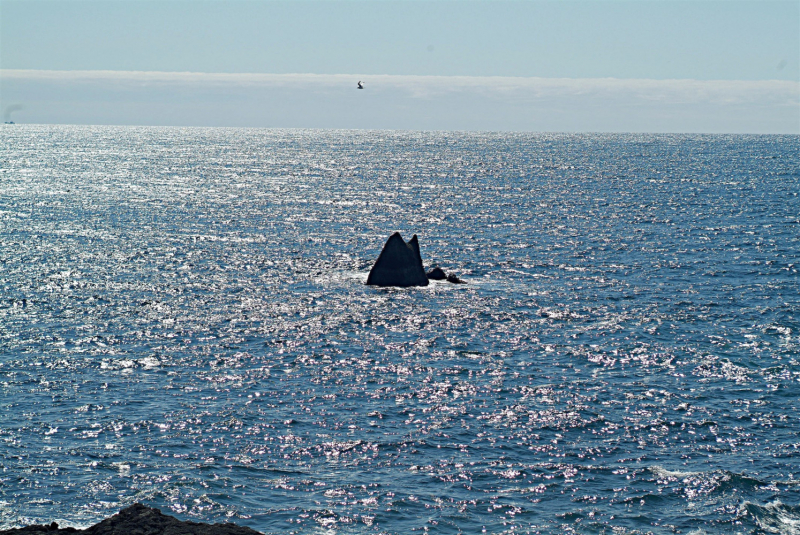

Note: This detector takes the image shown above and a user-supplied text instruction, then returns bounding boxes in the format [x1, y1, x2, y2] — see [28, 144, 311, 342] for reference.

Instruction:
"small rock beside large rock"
[426, 267, 465, 284]
[425, 267, 447, 280]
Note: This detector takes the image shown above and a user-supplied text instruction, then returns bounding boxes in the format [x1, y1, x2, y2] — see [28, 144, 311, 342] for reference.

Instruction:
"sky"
[1, 0, 798, 132]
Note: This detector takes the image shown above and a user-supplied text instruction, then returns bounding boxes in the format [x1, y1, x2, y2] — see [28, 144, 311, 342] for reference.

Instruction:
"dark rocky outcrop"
[1, 503, 262, 535]
[426, 267, 465, 284]
[446, 273, 465, 284]
[366, 232, 429, 287]
[425, 267, 447, 280]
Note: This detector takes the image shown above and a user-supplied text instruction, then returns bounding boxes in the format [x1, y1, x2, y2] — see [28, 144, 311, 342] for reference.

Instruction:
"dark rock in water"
[426, 266, 465, 284]
[426, 267, 447, 280]
[2, 503, 262, 534]
[367, 232, 429, 287]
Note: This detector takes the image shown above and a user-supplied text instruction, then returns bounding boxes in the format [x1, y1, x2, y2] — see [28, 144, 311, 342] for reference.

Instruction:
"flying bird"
[357, 81, 364, 89]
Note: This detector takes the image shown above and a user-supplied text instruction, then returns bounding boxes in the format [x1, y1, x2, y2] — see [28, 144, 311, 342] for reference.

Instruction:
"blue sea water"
[1, 125, 799, 534]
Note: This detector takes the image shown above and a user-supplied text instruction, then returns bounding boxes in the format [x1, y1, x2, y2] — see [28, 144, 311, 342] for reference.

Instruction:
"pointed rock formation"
[366, 232, 429, 287]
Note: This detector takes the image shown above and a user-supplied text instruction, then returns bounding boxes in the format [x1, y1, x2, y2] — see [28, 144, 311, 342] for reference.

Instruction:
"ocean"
[1, 125, 798, 534]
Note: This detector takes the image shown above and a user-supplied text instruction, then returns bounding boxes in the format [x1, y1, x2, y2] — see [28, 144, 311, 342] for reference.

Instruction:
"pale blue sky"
[3, 0, 798, 80]
[1, 1, 798, 131]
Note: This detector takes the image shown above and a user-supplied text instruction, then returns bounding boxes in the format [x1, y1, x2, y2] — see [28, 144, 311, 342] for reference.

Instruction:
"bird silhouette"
[357, 81, 364, 89]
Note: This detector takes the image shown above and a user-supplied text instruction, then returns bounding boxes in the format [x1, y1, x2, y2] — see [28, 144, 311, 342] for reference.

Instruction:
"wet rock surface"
[1, 504, 263, 535]
[426, 266, 465, 283]
[425, 267, 447, 280]
[446, 273, 465, 284]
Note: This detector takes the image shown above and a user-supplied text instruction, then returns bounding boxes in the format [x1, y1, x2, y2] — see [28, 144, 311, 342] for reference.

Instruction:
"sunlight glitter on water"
[1, 126, 799, 534]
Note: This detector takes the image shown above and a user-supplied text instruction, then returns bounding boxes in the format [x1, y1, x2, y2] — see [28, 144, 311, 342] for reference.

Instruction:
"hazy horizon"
[1, 0, 798, 133]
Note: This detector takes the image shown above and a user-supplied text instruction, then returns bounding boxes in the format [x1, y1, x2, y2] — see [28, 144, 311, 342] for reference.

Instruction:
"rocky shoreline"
[1, 504, 262, 535]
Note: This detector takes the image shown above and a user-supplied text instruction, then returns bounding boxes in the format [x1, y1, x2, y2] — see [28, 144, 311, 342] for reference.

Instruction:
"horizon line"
[3, 69, 797, 134]
[3, 123, 799, 136]
[3, 68, 798, 84]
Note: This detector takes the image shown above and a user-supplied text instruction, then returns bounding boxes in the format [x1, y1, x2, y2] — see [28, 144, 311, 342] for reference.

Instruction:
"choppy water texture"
[1, 126, 799, 534]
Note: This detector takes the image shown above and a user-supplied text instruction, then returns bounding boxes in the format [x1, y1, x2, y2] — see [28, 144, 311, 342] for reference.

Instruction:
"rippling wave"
[1, 126, 798, 533]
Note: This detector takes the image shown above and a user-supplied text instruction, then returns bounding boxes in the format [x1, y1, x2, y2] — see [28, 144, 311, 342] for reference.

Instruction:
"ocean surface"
[1, 126, 798, 534]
